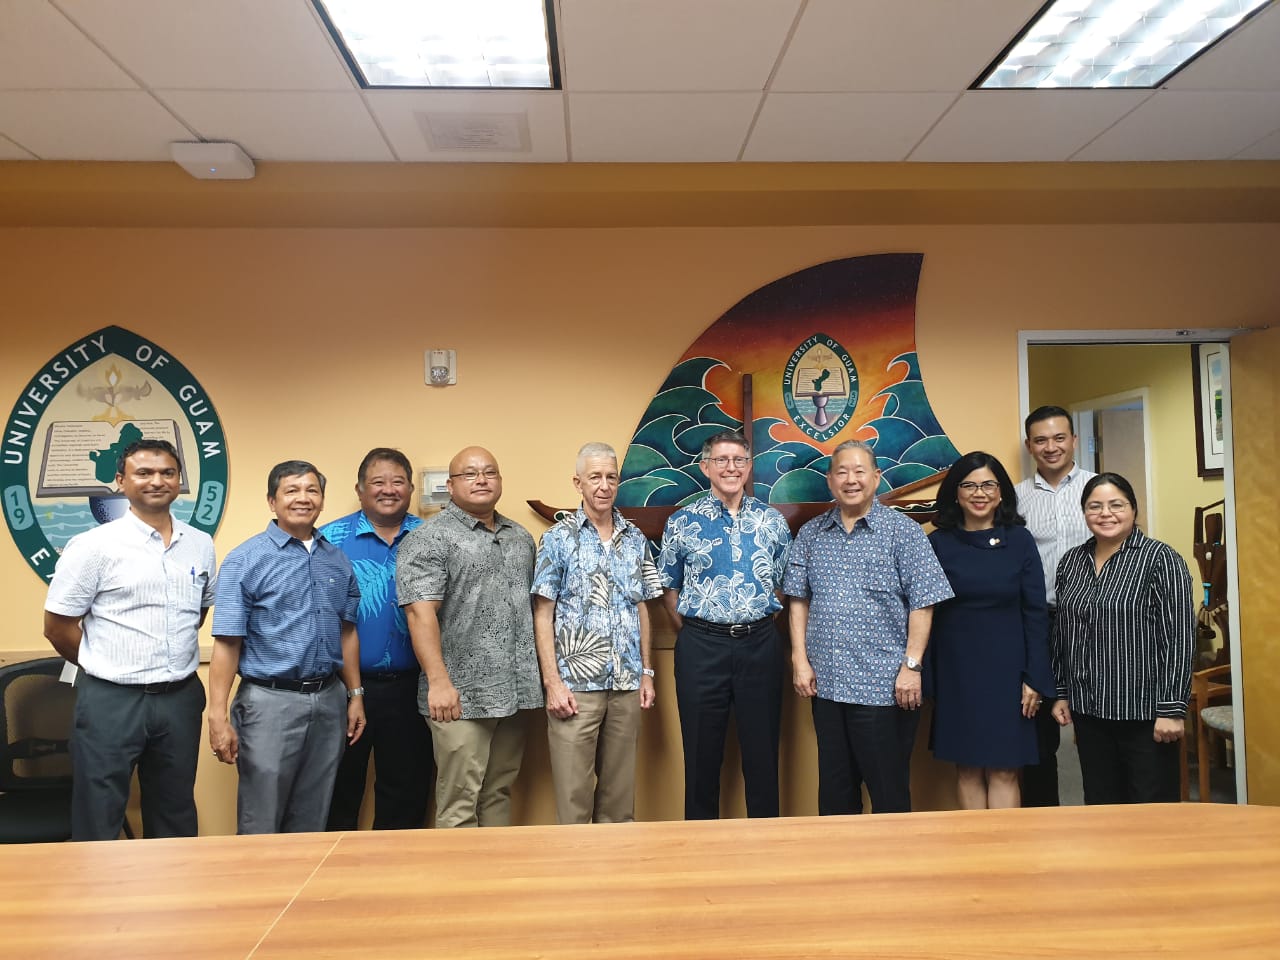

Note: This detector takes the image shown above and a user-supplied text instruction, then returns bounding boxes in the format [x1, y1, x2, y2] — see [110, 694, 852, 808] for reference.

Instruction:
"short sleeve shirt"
[211, 522, 359, 681]
[319, 510, 423, 673]
[44, 510, 216, 684]
[782, 503, 953, 706]
[657, 494, 791, 622]
[530, 507, 663, 692]
[396, 501, 542, 719]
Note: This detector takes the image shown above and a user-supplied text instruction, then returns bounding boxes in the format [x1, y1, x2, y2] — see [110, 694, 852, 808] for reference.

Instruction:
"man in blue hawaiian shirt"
[658, 430, 792, 819]
[532, 442, 663, 824]
[321, 448, 431, 831]
[784, 439, 953, 815]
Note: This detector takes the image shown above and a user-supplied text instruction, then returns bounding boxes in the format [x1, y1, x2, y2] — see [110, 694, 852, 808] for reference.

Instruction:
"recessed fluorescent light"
[313, 0, 558, 89]
[975, 0, 1273, 89]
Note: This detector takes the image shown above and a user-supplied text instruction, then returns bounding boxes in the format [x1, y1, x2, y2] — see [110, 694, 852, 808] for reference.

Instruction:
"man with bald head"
[397, 446, 542, 828]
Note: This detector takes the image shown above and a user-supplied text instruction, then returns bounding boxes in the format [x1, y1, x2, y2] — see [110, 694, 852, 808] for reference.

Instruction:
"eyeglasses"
[704, 456, 750, 468]
[958, 480, 1000, 494]
[1084, 500, 1131, 515]
[450, 468, 499, 483]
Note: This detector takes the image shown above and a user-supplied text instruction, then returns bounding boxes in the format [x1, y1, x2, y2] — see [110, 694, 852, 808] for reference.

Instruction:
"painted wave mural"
[616, 253, 960, 509]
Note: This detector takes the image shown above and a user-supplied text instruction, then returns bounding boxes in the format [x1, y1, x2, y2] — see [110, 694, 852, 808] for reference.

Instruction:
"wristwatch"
[347, 686, 365, 699]
[902, 656, 922, 673]
[641, 668, 655, 678]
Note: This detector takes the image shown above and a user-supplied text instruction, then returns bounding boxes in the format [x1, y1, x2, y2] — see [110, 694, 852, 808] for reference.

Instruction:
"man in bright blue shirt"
[208, 460, 365, 834]
[532, 442, 663, 824]
[321, 448, 430, 831]
[658, 430, 791, 819]
[784, 440, 953, 814]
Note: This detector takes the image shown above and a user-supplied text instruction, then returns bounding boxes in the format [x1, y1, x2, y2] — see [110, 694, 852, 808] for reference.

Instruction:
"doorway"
[1019, 330, 1245, 803]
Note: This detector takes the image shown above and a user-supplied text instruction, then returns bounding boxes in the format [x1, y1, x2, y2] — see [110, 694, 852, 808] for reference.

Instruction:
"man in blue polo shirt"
[321, 447, 431, 831]
[208, 460, 365, 834]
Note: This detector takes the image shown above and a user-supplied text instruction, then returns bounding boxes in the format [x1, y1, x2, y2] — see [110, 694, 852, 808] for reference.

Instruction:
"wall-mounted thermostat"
[421, 468, 450, 510]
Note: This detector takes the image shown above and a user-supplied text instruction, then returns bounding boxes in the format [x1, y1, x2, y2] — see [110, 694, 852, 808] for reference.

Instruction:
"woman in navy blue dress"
[927, 451, 1055, 809]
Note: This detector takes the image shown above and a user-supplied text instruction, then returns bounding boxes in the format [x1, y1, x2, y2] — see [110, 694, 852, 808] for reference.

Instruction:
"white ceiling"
[1, 0, 1279, 164]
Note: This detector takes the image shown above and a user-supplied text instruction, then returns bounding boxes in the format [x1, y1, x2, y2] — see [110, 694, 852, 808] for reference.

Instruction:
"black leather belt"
[685, 616, 771, 639]
[108, 672, 197, 694]
[241, 673, 337, 694]
[364, 671, 416, 682]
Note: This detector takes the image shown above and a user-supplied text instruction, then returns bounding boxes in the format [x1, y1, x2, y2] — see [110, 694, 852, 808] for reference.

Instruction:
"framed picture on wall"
[1192, 344, 1225, 478]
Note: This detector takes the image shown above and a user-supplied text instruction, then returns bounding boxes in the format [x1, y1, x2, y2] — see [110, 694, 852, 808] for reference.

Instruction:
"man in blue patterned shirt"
[321, 448, 431, 831]
[784, 439, 953, 815]
[209, 460, 365, 834]
[658, 430, 792, 819]
[532, 442, 663, 824]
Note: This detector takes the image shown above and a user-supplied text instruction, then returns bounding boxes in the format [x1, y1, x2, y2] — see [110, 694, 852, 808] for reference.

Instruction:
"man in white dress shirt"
[1013, 405, 1095, 807]
[44, 438, 216, 840]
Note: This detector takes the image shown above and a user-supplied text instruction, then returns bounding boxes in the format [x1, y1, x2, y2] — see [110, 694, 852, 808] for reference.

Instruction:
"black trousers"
[811, 697, 919, 814]
[1022, 606, 1061, 806]
[70, 671, 205, 841]
[326, 672, 434, 830]
[674, 617, 782, 819]
[1073, 713, 1179, 805]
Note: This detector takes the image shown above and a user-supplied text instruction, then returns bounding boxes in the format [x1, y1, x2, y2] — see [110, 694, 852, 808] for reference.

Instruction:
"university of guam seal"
[2, 326, 229, 581]
[782, 334, 859, 442]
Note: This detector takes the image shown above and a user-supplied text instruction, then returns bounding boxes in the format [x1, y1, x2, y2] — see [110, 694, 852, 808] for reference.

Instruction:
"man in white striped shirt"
[44, 439, 216, 841]
[1013, 405, 1095, 807]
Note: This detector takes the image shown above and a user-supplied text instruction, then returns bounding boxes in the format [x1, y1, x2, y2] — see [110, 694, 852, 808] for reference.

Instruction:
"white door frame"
[1018, 327, 1247, 803]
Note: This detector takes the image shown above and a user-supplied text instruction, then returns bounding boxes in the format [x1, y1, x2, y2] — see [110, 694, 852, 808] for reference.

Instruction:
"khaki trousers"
[428, 713, 527, 828]
[546, 689, 641, 824]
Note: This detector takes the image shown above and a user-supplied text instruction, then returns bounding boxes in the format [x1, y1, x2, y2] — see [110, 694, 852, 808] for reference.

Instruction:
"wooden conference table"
[1, 804, 1276, 959]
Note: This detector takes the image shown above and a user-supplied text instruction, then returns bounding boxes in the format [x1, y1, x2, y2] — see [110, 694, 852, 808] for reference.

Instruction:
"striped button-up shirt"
[1052, 527, 1194, 720]
[45, 510, 216, 684]
[1014, 465, 1095, 605]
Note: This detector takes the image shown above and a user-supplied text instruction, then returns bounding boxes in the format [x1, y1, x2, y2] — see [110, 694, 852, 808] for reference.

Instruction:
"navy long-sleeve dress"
[926, 525, 1055, 768]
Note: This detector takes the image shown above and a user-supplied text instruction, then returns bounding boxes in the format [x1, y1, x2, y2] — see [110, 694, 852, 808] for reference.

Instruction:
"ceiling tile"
[561, 0, 801, 92]
[911, 90, 1152, 162]
[0, 1, 137, 90]
[745, 92, 956, 161]
[773, 0, 1042, 92]
[159, 90, 393, 161]
[0, 90, 193, 159]
[364, 90, 567, 162]
[0, 133, 38, 159]
[1235, 127, 1280, 159]
[1074, 91, 1280, 161]
[569, 92, 758, 161]
[56, 0, 353, 90]
[1166, 3, 1280, 91]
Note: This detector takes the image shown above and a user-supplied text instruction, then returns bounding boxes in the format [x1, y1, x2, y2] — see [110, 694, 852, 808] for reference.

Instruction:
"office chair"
[0, 657, 76, 843]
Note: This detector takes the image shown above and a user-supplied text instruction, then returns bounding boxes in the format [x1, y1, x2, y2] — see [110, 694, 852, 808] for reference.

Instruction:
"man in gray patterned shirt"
[397, 446, 542, 828]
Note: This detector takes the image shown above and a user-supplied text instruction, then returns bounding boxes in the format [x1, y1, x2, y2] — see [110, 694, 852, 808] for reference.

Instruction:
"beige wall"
[3, 165, 1279, 824]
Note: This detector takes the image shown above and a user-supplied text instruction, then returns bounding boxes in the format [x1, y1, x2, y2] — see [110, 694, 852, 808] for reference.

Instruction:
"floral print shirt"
[531, 508, 663, 692]
[658, 494, 791, 623]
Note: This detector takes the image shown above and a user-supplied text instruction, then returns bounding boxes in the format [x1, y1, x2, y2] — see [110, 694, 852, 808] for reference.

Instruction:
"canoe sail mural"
[616, 253, 959, 510]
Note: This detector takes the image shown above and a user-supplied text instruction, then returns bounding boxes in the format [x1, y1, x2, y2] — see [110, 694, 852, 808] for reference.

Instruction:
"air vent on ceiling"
[417, 112, 532, 152]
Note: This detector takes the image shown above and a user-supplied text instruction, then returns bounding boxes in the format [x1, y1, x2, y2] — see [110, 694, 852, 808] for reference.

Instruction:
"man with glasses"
[658, 430, 792, 819]
[784, 440, 952, 814]
[1014, 405, 1095, 806]
[397, 446, 542, 828]
[321, 448, 432, 831]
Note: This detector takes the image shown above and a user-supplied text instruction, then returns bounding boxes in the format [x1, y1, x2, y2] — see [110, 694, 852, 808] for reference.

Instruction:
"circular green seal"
[782, 333, 859, 442]
[1, 326, 229, 581]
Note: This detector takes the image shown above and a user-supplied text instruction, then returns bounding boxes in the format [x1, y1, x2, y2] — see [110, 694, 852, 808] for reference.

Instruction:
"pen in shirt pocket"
[191, 566, 196, 585]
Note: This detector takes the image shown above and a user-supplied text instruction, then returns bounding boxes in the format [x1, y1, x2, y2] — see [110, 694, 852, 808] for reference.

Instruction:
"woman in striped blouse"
[1050, 472, 1194, 804]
